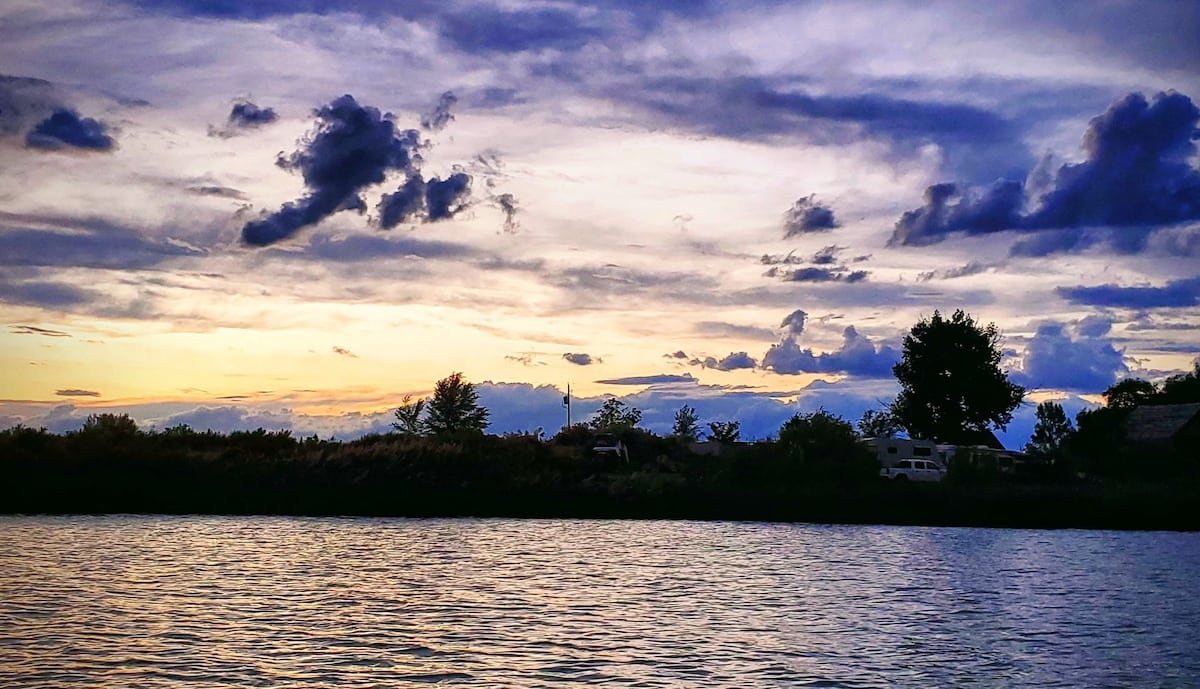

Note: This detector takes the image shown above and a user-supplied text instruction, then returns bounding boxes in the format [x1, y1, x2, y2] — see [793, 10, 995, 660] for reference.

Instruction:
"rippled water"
[1, 517, 1198, 688]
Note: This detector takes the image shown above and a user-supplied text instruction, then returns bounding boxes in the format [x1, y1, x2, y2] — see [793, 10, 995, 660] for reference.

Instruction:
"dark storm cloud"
[890, 91, 1200, 253]
[762, 325, 899, 378]
[55, 389, 100, 397]
[595, 374, 697, 386]
[783, 195, 838, 236]
[1056, 277, 1200, 309]
[25, 109, 115, 151]
[242, 94, 422, 246]
[9, 325, 71, 337]
[1011, 322, 1128, 392]
[426, 173, 472, 221]
[421, 91, 457, 131]
[563, 352, 600, 366]
[377, 175, 427, 229]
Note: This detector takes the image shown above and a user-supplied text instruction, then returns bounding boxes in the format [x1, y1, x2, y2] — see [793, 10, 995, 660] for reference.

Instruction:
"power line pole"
[563, 383, 571, 429]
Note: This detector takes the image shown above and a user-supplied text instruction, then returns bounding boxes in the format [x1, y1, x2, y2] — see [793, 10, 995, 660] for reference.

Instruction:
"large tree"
[1024, 400, 1074, 458]
[423, 372, 489, 434]
[890, 309, 1024, 442]
[589, 397, 642, 431]
[671, 404, 701, 441]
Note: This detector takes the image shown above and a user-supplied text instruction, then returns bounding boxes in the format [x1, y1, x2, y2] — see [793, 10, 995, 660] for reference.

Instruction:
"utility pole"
[563, 383, 571, 430]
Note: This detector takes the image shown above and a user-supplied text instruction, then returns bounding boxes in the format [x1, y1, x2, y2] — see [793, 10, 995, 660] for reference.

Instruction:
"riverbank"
[3, 424, 1197, 530]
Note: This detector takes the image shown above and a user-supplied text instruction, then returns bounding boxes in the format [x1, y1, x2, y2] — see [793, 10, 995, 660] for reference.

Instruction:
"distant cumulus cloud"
[767, 266, 869, 283]
[563, 352, 600, 366]
[421, 91, 457, 131]
[377, 175, 427, 228]
[209, 99, 278, 137]
[783, 195, 838, 236]
[763, 325, 899, 378]
[1074, 314, 1114, 338]
[25, 109, 115, 151]
[242, 94, 422, 246]
[1011, 322, 1128, 392]
[780, 309, 807, 337]
[332, 346, 357, 358]
[1056, 276, 1200, 309]
[889, 91, 1200, 255]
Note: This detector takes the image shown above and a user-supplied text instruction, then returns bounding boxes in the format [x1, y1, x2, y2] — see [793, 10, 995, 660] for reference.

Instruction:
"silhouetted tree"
[1024, 401, 1074, 458]
[589, 397, 641, 431]
[707, 420, 741, 443]
[890, 309, 1024, 441]
[392, 394, 427, 435]
[777, 410, 861, 464]
[1103, 378, 1158, 409]
[857, 408, 900, 438]
[671, 404, 700, 441]
[1160, 362, 1200, 404]
[423, 372, 489, 434]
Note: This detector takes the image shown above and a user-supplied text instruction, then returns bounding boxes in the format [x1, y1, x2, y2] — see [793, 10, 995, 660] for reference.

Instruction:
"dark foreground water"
[1, 517, 1198, 688]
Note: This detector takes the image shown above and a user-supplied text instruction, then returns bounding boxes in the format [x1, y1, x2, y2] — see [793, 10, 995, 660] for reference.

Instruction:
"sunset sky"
[2, 0, 1198, 445]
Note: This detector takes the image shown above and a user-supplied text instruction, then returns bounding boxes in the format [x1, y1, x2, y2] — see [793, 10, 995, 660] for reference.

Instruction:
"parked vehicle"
[879, 459, 946, 482]
[591, 433, 629, 461]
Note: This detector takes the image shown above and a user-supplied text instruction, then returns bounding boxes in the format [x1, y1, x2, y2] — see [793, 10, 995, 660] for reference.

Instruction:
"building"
[1123, 403, 1200, 450]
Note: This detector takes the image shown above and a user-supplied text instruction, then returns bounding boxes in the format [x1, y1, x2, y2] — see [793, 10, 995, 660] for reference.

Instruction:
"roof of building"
[1124, 403, 1200, 446]
[942, 428, 1005, 450]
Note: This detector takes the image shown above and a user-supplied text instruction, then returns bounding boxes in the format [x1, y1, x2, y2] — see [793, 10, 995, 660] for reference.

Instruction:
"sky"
[2, 0, 1199, 447]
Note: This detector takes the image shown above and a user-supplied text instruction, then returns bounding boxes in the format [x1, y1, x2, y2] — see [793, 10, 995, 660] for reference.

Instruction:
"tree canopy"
[890, 309, 1024, 442]
[589, 398, 642, 431]
[671, 404, 700, 441]
[423, 372, 489, 434]
[1024, 401, 1074, 458]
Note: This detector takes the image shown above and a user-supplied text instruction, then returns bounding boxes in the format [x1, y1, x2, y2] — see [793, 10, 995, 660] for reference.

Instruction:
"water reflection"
[1, 516, 1198, 687]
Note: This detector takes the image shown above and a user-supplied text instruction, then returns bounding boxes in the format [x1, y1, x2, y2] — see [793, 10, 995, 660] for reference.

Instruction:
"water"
[1, 517, 1198, 688]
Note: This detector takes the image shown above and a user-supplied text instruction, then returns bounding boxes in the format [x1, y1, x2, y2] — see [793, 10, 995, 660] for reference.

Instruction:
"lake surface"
[1, 517, 1198, 688]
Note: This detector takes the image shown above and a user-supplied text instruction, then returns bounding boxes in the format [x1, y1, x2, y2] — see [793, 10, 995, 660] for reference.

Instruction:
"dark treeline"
[2, 411, 1197, 530]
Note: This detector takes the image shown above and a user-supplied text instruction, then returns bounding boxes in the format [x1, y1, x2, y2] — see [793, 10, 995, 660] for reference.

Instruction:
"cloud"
[693, 321, 777, 341]
[563, 352, 601, 366]
[762, 325, 899, 378]
[0, 214, 205, 270]
[55, 389, 100, 397]
[1074, 314, 1113, 338]
[377, 175, 427, 228]
[783, 195, 838, 236]
[289, 231, 475, 263]
[0, 278, 95, 308]
[768, 266, 869, 283]
[209, 99, 278, 137]
[241, 94, 422, 246]
[332, 346, 357, 358]
[1011, 322, 1128, 392]
[25, 109, 116, 151]
[690, 351, 758, 371]
[9, 325, 71, 337]
[426, 173, 472, 221]
[1056, 276, 1200, 309]
[185, 185, 248, 200]
[493, 193, 519, 233]
[889, 91, 1200, 253]
[421, 91, 457, 131]
[916, 261, 992, 282]
[780, 309, 807, 337]
[0, 74, 58, 136]
[595, 373, 697, 386]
